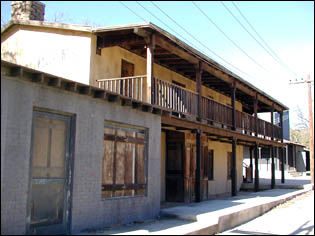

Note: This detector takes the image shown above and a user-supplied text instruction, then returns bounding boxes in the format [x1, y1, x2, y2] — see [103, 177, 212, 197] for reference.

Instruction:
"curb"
[184, 188, 312, 235]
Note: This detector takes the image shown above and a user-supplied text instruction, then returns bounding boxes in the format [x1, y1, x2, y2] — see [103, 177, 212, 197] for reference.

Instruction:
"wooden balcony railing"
[97, 75, 282, 141]
[152, 77, 198, 115]
[201, 96, 233, 127]
[97, 75, 147, 102]
[235, 110, 256, 133]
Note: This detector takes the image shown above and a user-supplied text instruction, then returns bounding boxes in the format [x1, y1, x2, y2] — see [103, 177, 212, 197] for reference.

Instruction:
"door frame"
[26, 109, 76, 234]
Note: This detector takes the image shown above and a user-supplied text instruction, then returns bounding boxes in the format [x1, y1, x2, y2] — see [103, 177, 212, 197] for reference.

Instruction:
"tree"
[290, 106, 310, 149]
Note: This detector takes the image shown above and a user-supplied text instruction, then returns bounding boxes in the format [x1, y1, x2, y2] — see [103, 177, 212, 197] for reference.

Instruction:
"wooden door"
[121, 59, 134, 97]
[165, 143, 184, 202]
[27, 111, 72, 235]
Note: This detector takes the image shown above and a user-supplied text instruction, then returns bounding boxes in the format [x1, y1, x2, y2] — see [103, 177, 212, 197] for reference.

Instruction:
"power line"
[119, 1, 146, 22]
[192, 1, 270, 73]
[220, 2, 284, 68]
[149, 1, 255, 79]
[231, 1, 299, 78]
[135, 1, 203, 52]
[122, 1, 256, 81]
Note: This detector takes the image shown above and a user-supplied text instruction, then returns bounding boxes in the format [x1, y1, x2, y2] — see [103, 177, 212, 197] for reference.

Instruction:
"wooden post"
[231, 137, 237, 196]
[254, 142, 259, 192]
[271, 103, 274, 140]
[281, 147, 285, 183]
[254, 94, 258, 137]
[231, 80, 236, 131]
[195, 129, 202, 202]
[196, 62, 203, 121]
[307, 77, 314, 188]
[145, 34, 155, 104]
[271, 146, 275, 188]
[249, 146, 253, 182]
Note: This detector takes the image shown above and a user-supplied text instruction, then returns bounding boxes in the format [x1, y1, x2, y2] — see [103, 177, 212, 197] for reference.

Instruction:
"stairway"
[288, 168, 303, 177]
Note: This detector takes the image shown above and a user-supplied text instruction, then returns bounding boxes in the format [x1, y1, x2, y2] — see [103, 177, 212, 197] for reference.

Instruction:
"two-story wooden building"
[1, 1, 289, 234]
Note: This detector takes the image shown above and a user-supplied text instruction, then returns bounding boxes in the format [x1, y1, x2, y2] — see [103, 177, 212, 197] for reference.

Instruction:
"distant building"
[275, 110, 290, 141]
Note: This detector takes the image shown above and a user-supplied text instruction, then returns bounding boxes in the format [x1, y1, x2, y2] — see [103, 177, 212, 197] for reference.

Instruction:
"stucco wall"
[2, 28, 242, 110]
[206, 140, 243, 196]
[91, 42, 242, 111]
[1, 25, 92, 85]
[1, 75, 161, 234]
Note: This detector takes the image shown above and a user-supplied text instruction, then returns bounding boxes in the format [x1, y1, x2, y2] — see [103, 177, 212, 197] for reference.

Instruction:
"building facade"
[1, 1, 289, 234]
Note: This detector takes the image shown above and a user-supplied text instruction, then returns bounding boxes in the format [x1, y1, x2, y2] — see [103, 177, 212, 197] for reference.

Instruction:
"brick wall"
[1, 73, 161, 234]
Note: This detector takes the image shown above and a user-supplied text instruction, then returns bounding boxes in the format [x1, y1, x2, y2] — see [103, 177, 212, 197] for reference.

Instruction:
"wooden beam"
[155, 35, 199, 65]
[254, 142, 259, 192]
[195, 130, 202, 202]
[281, 147, 285, 183]
[196, 61, 202, 121]
[254, 93, 258, 137]
[201, 62, 233, 85]
[146, 34, 155, 103]
[271, 146, 275, 188]
[161, 116, 286, 147]
[134, 28, 151, 38]
[231, 79, 236, 131]
[232, 137, 237, 196]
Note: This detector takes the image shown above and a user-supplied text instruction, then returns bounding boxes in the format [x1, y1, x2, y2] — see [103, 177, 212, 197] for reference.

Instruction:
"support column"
[195, 129, 202, 202]
[196, 62, 203, 121]
[254, 142, 259, 192]
[231, 80, 236, 131]
[249, 146, 253, 182]
[271, 146, 275, 188]
[231, 138, 237, 196]
[145, 34, 155, 104]
[271, 103, 274, 139]
[281, 147, 285, 183]
[254, 94, 258, 137]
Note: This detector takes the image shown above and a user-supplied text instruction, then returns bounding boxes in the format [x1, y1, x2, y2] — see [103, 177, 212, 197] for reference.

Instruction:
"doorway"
[26, 110, 74, 235]
[165, 131, 184, 202]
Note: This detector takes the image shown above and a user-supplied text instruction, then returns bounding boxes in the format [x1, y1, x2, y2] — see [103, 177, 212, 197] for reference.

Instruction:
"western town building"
[1, 1, 292, 235]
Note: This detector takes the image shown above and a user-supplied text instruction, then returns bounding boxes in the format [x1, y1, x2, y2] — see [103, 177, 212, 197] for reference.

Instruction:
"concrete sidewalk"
[74, 176, 312, 235]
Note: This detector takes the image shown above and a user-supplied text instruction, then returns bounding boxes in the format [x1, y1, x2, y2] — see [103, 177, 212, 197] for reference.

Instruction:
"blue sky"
[1, 1, 314, 127]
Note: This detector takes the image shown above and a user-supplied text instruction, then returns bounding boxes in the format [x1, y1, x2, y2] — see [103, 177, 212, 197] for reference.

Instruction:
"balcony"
[97, 76, 282, 141]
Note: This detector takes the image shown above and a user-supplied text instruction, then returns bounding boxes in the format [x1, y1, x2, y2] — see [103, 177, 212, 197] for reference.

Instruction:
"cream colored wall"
[206, 140, 243, 196]
[1, 25, 92, 85]
[160, 132, 166, 202]
[90, 45, 242, 111]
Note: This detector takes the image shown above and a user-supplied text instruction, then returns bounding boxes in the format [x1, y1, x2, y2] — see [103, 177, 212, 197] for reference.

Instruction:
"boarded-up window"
[102, 121, 147, 198]
[227, 152, 232, 180]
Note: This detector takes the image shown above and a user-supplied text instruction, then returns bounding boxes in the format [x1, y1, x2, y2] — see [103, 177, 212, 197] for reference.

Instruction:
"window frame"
[101, 120, 148, 200]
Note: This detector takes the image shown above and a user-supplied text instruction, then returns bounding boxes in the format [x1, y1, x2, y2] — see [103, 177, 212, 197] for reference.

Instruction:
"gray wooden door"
[27, 111, 72, 235]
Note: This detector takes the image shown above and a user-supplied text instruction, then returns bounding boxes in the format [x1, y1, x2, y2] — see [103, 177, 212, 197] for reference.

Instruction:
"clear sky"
[1, 1, 314, 128]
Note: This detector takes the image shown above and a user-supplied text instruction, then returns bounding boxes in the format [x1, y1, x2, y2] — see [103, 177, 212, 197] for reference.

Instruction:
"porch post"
[271, 145, 275, 188]
[145, 34, 155, 104]
[196, 61, 203, 121]
[195, 129, 202, 202]
[254, 94, 258, 137]
[231, 137, 237, 196]
[231, 79, 236, 131]
[249, 146, 253, 182]
[281, 147, 285, 183]
[254, 142, 259, 192]
[271, 103, 274, 140]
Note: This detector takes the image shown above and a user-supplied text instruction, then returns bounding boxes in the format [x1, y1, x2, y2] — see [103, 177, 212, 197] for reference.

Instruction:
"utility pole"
[290, 74, 314, 190]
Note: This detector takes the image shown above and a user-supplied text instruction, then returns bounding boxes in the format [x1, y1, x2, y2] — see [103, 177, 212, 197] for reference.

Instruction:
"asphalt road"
[219, 190, 314, 235]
